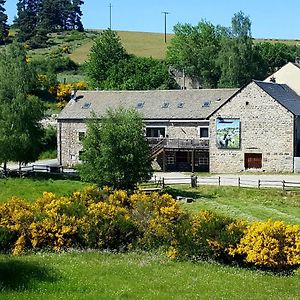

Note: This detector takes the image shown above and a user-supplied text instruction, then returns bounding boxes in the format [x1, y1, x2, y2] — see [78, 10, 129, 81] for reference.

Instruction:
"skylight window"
[161, 102, 170, 108]
[136, 101, 144, 109]
[82, 102, 91, 109]
[202, 100, 211, 108]
[177, 101, 184, 108]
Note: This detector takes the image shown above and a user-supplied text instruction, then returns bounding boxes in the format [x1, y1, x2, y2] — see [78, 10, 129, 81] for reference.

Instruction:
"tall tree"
[0, 0, 8, 45]
[102, 56, 178, 90]
[15, 0, 40, 42]
[66, 0, 84, 31]
[79, 108, 153, 190]
[166, 21, 222, 88]
[0, 43, 45, 173]
[217, 11, 258, 88]
[86, 29, 128, 88]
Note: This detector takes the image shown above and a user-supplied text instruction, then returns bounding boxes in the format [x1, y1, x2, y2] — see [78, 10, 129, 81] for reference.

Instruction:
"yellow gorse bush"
[49, 80, 88, 109]
[0, 187, 299, 273]
[230, 219, 300, 268]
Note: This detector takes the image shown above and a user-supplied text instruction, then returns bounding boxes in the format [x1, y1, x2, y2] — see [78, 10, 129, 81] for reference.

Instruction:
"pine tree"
[0, 0, 8, 45]
[15, 0, 40, 42]
[67, 0, 84, 31]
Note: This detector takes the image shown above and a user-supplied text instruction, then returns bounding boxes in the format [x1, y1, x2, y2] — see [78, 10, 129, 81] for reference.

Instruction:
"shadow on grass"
[0, 258, 60, 291]
[163, 186, 216, 200]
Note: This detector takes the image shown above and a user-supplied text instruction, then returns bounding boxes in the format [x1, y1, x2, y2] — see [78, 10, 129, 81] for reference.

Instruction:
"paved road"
[6, 159, 58, 170]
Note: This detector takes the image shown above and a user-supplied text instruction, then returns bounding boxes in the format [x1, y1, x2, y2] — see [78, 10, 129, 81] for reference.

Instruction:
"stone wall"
[58, 120, 209, 167]
[58, 120, 86, 166]
[209, 82, 294, 173]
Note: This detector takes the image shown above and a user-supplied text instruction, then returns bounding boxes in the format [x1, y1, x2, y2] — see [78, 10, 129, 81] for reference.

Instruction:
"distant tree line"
[14, 0, 84, 47]
[0, 0, 84, 48]
[86, 29, 178, 90]
[166, 11, 300, 88]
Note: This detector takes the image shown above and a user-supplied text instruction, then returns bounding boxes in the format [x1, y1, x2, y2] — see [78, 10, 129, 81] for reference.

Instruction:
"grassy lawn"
[165, 185, 300, 224]
[0, 251, 299, 300]
[0, 178, 86, 203]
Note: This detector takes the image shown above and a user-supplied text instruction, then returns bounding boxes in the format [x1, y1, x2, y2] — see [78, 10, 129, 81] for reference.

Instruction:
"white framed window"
[167, 155, 175, 164]
[198, 126, 209, 139]
[146, 126, 167, 138]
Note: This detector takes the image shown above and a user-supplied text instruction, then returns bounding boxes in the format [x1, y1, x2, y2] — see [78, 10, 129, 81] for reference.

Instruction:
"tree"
[86, 29, 128, 88]
[66, 0, 84, 31]
[79, 108, 153, 190]
[0, 0, 8, 45]
[166, 21, 222, 88]
[0, 43, 45, 173]
[217, 11, 258, 88]
[102, 55, 178, 90]
[15, 0, 40, 42]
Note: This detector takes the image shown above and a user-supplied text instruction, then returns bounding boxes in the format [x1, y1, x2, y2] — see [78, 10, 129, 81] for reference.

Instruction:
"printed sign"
[216, 119, 240, 149]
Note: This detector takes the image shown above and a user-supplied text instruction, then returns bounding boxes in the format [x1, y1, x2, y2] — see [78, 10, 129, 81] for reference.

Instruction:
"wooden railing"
[147, 138, 209, 150]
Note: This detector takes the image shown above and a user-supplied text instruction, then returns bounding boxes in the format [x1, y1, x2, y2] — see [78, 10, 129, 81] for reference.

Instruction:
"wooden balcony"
[147, 137, 209, 150]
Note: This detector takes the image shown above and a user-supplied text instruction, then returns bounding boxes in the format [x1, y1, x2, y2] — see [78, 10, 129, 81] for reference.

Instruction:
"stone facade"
[58, 119, 209, 167]
[58, 120, 86, 166]
[209, 82, 295, 173]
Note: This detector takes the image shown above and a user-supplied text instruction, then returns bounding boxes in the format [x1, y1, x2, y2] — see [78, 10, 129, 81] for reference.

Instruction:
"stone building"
[57, 88, 237, 170]
[209, 80, 300, 173]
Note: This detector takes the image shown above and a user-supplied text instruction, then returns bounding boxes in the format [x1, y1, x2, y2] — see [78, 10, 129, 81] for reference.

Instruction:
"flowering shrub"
[49, 81, 88, 108]
[0, 198, 34, 255]
[129, 192, 183, 249]
[230, 220, 300, 270]
[0, 187, 299, 273]
[173, 209, 246, 262]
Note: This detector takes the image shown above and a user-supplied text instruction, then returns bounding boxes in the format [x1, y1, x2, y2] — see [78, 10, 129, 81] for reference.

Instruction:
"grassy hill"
[70, 30, 173, 64]
[23, 30, 300, 66]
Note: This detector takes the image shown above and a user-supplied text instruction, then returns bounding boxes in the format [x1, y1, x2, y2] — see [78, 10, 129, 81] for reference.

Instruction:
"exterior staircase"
[150, 138, 166, 159]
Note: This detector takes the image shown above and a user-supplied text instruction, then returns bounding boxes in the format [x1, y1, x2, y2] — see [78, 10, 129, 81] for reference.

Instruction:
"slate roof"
[254, 80, 300, 115]
[58, 89, 238, 121]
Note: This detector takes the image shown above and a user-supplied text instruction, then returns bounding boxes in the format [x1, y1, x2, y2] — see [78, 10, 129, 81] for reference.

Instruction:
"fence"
[150, 175, 300, 190]
[0, 165, 78, 178]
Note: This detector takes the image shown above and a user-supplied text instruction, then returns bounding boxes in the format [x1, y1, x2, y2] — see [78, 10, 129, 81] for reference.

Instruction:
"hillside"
[5, 30, 300, 66]
[69, 30, 173, 64]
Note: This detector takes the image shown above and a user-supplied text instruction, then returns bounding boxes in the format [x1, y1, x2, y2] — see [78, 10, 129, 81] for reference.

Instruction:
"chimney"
[71, 88, 77, 101]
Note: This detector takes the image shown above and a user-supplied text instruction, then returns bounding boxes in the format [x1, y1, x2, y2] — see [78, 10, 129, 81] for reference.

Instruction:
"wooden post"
[162, 177, 165, 189]
[218, 176, 221, 186]
[258, 179, 261, 189]
[191, 175, 197, 188]
[282, 180, 285, 191]
[163, 148, 166, 172]
[191, 150, 195, 173]
[238, 177, 240, 188]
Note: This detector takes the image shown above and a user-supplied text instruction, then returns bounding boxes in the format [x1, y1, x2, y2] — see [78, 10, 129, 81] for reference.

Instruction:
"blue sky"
[4, 0, 300, 40]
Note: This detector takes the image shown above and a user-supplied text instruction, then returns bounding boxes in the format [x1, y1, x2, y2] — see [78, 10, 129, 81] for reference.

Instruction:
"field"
[0, 251, 299, 300]
[0, 179, 300, 299]
[0, 178, 86, 203]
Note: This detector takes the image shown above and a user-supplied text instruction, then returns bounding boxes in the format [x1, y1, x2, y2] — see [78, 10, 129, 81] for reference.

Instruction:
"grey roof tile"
[254, 80, 300, 115]
[58, 89, 238, 121]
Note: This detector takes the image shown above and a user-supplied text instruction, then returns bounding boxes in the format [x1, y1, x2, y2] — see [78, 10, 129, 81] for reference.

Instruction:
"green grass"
[165, 185, 300, 224]
[0, 251, 299, 299]
[0, 178, 86, 203]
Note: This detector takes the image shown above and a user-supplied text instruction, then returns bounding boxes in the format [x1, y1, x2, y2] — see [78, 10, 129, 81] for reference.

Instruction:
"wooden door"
[244, 153, 262, 169]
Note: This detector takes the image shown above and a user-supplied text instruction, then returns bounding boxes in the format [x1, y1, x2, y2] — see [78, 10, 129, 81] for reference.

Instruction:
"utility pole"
[109, 3, 112, 29]
[162, 11, 169, 43]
